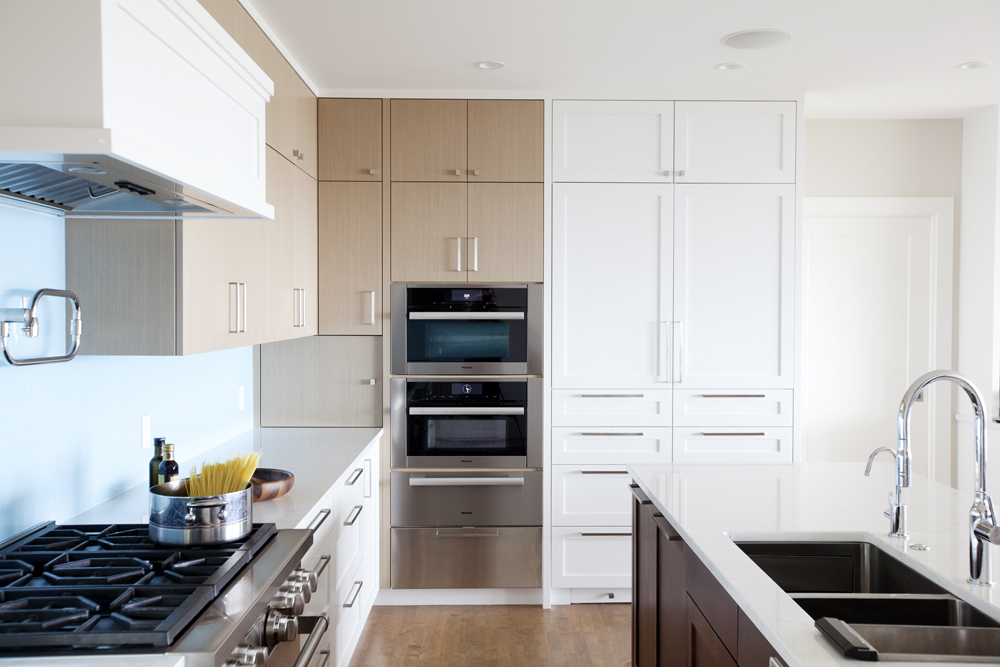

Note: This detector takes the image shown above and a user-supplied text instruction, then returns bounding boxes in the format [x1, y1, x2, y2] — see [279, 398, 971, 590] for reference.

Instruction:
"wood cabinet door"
[686, 595, 737, 667]
[390, 183, 468, 282]
[658, 518, 687, 667]
[674, 102, 796, 184]
[292, 74, 317, 178]
[468, 100, 543, 182]
[467, 183, 542, 283]
[179, 219, 243, 354]
[636, 502, 660, 667]
[553, 183, 673, 388]
[293, 167, 318, 337]
[673, 185, 794, 389]
[259, 336, 382, 427]
[390, 99, 468, 181]
[266, 147, 297, 343]
[319, 98, 382, 181]
[319, 182, 382, 335]
[267, 51, 298, 162]
[553, 100, 674, 182]
[232, 215, 270, 346]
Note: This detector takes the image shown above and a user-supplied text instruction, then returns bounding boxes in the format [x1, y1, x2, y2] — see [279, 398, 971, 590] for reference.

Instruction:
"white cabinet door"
[673, 389, 793, 427]
[553, 101, 674, 182]
[674, 101, 796, 183]
[552, 427, 672, 464]
[551, 390, 672, 427]
[551, 465, 633, 526]
[551, 527, 633, 588]
[553, 184, 673, 388]
[672, 427, 793, 463]
[674, 185, 794, 389]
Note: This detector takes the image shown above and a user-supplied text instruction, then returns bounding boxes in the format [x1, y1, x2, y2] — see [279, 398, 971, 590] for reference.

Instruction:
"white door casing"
[802, 198, 954, 484]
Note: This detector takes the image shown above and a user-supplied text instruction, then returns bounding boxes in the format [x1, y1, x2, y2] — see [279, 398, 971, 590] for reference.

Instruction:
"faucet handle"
[866, 447, 899, 476]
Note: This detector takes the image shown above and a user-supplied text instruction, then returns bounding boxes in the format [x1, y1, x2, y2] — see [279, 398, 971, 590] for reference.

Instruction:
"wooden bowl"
[251, 468, 294, 502]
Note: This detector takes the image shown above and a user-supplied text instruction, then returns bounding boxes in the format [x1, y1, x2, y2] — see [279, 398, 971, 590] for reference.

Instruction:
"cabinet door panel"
[673, 389, 793, 427]
[551, 527, 632, 589]
[319, 98, 382, 181]
[636, 502, 659, 667]
[552, 427, 672, 465]
[390, 183, 468, 282]
[390, 99, 467, 181]
[293, 74, 317, 178]
[553, 184, 672, 387]
[674, 185, 794, 389]
[687, 549, 738, 656]
[675, 102, 795, 184]
[659, 526, 687, 667]
[673, 427, 793, 464]
[738, 609, 784, 667]
[552, 465, 633, 526]
[467, 183, 542, 283]
[266, 147, 297, 343]
[269, 53, 298, 162]
[233, 216, 270, 346]
[260, 336, 382, 426]
[468, 100, 543, 182]
[293, 167, 318, 336]
[686, 595, 737, 667]
[319, 182, 382, 334]
[552, 390, 673, 427]
[553, 100, 674, 182]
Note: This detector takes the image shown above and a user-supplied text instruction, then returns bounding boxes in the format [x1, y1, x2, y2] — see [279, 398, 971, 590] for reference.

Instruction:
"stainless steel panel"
[405, 361, 528, 375]
[405, 455, 527, 469]
[390, 284, 407, 375]
[391, 527, 542, 589]
[391, 471, 542, 527]
[527, 283, 543, 375]
[527, 377, 543, 468]
[390, 378, 407, 468]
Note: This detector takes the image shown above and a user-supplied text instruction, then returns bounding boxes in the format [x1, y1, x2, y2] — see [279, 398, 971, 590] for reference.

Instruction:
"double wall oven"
[389, 285, 543, 590]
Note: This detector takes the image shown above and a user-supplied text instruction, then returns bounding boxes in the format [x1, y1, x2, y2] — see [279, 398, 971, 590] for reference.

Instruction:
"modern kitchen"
[0, 1, 997, 666]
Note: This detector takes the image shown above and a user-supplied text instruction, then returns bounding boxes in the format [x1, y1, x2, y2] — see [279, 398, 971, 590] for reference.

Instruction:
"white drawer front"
[552, 527, 632, 589]
[673, 390, 793, 427]
[303, 532, 334, 616]
[552, 465, 633, 526]
[552, 427, 671, 464]
[552, 390, 672, 427]
[334, 560, 364, 667]
[334, 502, 364, 596]
[673, 427, 793, 463]
[300, 488, 336, 567]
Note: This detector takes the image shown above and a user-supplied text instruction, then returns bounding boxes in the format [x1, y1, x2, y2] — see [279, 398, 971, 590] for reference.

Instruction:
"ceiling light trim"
[722, 29, 793, 50]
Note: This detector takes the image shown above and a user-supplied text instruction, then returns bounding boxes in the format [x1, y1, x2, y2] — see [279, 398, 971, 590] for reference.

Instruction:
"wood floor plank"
[349, 604, 631, 667]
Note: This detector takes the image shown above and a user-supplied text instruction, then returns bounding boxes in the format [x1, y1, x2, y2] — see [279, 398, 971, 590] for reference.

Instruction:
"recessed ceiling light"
[715, 62, 746, 71]
[957, 61, 991, 70]
[475, 61, 505, 70]
[722, 29, 792, 50]
[68, 166, 106, 175]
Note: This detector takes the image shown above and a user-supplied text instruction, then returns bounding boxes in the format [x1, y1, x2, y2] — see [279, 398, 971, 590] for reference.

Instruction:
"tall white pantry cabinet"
[549, 100, 798, 603]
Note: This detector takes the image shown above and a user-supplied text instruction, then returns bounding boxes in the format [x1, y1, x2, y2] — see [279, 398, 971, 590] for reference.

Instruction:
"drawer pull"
[307, 509, 331, 532]
[315, 554, 331, 578]
[410, 407, 524, 415]
[579, 394, 644, 398]
[701, 432, 766, 437]
[580, 470, 629, 475]
[579, 432, 644, 437]
[700, 394, 766, 398]
[346, 468, 364, 486]
[343, 580, 363, 608]
[436, 528, 499, 537]
[409, 476, 523, 487]
[344, 505, 363, 526]
[580, 532, 632, 537]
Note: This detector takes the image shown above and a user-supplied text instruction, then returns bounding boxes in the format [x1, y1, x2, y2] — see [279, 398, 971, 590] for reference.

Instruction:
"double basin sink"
[736, 541, 1000, 662]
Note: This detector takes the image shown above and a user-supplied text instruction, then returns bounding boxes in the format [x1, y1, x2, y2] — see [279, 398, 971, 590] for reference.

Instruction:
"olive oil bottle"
[158, 443, 179, 485]
[148, 437, 165, 487]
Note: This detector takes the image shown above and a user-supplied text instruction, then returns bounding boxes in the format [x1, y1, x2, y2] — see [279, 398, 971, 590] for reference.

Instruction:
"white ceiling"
[247, 0, 1000, 118]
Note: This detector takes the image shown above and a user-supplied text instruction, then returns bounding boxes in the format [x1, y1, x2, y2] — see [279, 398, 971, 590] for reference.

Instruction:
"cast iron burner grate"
[0, 523, 276, 650]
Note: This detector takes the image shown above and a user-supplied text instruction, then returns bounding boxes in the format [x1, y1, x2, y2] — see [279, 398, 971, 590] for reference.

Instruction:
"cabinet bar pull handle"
[580, 532, 632, 537]
[293, 289, 299, 327]
[579, 394, 645, 398]
[344, 505, 363, 526]
[456, 237, 462, 271]
[241, 283, 248, 333]
[346, 467, 364, 486]
[307, 509, 331, 531]
[701, 432, 766, 437]
[343, 581, 363, 607]
[579, 432, 644, 437]
[368, 291, 376, 325]
[471, 237, 478, 271]
[315, 554, 331, 577]
[229, 282, 239, 333]
[300, 288, 305, 327]
[580, 470, 630, 475]
[700, 394, 766, 398]
[672, 321, 682, 383]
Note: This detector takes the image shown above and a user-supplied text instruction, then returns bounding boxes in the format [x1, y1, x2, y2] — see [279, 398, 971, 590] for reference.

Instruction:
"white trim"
[237, 0, 319, 95]
[374, 588, 543, 606]
[802, 197, 955, 483]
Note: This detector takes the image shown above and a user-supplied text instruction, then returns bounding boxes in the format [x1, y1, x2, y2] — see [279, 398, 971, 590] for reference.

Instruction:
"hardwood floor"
[349, 604, 632, 667]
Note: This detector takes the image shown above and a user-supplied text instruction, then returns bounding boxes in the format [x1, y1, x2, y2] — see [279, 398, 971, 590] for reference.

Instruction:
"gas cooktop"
[0, 522, 276, 651]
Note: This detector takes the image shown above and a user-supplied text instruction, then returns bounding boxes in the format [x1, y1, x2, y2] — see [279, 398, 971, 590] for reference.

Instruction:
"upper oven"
[391, 378, 543, 469]
[391, 284, 542, 376]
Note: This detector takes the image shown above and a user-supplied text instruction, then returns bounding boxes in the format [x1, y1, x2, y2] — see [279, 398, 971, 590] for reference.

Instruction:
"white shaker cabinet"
[673, 185, 795, 389]
[553, 101, 674, 182]
[674, 101, 796, 184]
[552, 184, 673, 388]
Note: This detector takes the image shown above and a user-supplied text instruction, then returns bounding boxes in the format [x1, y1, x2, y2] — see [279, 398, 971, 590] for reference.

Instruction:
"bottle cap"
[154, 437, 166, 447]
[163, 443, 175, 453]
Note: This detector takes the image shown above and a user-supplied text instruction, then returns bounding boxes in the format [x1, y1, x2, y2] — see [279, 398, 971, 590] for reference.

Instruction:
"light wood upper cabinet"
[468, 100, 543, 182]
[390, 99, 468, 181]
[467, 183, 543, 282]
[390, 183, 467, 282]
[292, 72, 318, 178]
[319, 182, 382, 335]
[674, 101, 796, 184]
[294, 166, 318, 336]
[319, 99, 382, 181]
[266, 147, 297, 343]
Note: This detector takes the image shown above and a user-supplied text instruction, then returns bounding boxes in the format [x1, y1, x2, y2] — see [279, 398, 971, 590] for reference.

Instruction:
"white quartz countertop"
[627, 462, 1000, 667]
[69, 427, 383, 530]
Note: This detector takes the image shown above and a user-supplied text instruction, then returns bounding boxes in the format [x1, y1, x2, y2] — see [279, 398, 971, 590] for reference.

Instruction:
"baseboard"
[374, 588, 543, 606]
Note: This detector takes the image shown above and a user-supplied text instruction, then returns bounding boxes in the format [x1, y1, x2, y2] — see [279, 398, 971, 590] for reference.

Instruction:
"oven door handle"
[408, 312, 525, 320]
[292, 613, 329, 667]
[409, 476, 525, 487]
[409, 407, 524, 416]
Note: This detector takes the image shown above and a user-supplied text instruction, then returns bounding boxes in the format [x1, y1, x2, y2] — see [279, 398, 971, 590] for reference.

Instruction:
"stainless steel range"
[0, 522, 325, 666]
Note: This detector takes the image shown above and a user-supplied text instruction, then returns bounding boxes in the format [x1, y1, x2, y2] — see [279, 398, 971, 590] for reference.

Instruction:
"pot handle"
[184, 497, 227, 524]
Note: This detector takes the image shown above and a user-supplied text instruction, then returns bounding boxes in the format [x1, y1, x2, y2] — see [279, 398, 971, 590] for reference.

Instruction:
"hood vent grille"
[0, 163, 118, 209]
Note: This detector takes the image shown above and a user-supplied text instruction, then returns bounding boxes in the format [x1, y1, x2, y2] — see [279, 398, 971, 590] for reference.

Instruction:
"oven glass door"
[406, 288, 528, 365]
[406, 381, 527, 459]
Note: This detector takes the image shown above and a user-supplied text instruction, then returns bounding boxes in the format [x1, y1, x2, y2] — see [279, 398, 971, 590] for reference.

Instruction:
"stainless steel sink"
[848, 624, 1000, 662]
[792, 594, 1000, 629]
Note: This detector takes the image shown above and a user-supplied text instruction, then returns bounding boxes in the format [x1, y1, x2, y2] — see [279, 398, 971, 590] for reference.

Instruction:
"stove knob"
[228, 644, 268, 667]
[281, 580, 311, 604]
[291, 568, 319, 593]
[265, 610, 299, 647]
[270, 589, 305, 616]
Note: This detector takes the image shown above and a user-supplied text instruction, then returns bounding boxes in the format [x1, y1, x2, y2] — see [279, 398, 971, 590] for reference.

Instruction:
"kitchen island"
[628, 462, 1000, 667]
